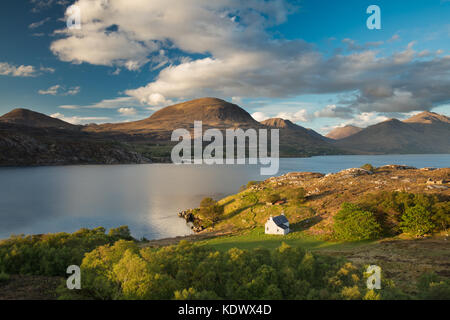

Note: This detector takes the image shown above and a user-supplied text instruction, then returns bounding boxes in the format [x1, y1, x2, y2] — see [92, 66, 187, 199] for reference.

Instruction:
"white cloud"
[0, 62, 37, 77]
[251, 109, 310, 123]
[29, 17, 51, 29]
[275, 109, 309, 122]
[118, 107, 137, 116]
[38, 85, 80, 96]
[39, 85, 61, 95]
[50, 112, 111, 125]
[251, 112, 270, 122]
[59, 96, 141, 110]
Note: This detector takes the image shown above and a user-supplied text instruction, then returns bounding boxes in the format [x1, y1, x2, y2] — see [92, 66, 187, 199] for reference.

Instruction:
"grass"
[198, 227, 373, 252]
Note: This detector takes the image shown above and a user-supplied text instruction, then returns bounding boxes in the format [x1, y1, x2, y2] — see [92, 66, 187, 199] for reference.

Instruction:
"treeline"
[333, 191, 450, 240]
[0, 226, 133, 276]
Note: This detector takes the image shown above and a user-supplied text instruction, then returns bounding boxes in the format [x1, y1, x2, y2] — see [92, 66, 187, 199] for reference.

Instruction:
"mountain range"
[0, 97, 449, 165]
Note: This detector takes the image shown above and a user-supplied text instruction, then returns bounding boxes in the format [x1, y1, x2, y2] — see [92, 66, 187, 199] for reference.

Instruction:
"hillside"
[86, 97, 261, 135]
[333, 112, 450, 154]
[0, 108, 78, 130]
[260, 117, 339, 155]
[326, 125, 362, 140]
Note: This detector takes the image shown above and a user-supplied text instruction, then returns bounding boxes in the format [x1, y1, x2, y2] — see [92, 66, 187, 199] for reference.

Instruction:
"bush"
[361, 163, 375, 172]
[199, 197, 223, 225]
[417, 272, 450, 300]
[333, 203, 382, 241]
[108, 226, 133, 240]
[400, 205, 435, 237]
[283, 187, 306, 204]
[0, 271, 10, 284]
[0, 227, 134, 276]
[264, 193, 281, 204]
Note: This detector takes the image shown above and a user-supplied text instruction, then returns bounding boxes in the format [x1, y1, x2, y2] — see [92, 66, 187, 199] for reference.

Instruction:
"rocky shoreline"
[178, 209, 206, 233]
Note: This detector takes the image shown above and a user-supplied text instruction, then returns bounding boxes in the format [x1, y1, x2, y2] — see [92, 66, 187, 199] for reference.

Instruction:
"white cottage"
[265, 213, 290, 235]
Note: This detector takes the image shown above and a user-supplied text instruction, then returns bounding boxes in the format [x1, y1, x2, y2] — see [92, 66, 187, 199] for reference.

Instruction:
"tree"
[108, 226, 133, 240]
[199, 197, 223, 225]
[432, 202, 450, 232]
[400, 205, 435, 237]
[333, 203, 382, 241]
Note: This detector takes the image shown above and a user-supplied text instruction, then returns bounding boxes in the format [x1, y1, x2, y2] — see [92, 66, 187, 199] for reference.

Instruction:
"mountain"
[261, 118, 300, 130]
[404, 111, 450, 124]
[0, 108, 78, 130]
[85, 99, 341, 156]
[86, 97, 260, 135]
[0, 109, 150, 166]
[326, 125, 363, 140]
[260, 118, 340, 155]
[333, 112, 450, 154]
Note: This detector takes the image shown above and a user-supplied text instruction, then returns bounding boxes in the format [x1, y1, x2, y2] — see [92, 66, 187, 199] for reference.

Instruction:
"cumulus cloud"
[118, 107, 137, 116]
[275, 109, 309, 122]
[251, 112, 270, 122]
[0, 62, 37, 77]
[50, 0, 450, 114]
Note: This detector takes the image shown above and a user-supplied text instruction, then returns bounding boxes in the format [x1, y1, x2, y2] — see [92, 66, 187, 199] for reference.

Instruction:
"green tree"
[199, 197, 223, 225]
[400, 205, 435, 237]
[333, 203, 382, 241]
[108, 226, 133, 240]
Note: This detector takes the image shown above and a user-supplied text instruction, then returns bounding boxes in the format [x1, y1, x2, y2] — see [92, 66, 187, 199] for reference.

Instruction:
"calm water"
[0, 154, 448, 239]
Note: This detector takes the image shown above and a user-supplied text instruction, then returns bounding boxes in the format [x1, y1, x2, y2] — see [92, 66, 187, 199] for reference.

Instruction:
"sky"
[0, 0, 449, 134]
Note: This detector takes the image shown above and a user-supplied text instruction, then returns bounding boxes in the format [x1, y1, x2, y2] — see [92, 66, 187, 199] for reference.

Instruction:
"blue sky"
[0, 0, 449, 133]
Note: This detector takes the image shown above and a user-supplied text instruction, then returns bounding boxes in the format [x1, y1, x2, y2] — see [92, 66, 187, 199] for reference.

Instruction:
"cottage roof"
[272, 215, 289, 227]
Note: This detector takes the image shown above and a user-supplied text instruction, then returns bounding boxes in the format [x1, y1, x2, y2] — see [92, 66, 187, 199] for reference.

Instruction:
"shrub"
[108, 226, 133, 240]
[361, 163, 375, 172]
[0, 271, 10, 284]
[0, 227, 133, 276]
[264, 193, 281, 204]
[333, 203, 382, 241]
[400, 205, 435, 237]
[283, 187, 306, 204]
[417, 272, 450, 300]
[199, 197, 223, 225]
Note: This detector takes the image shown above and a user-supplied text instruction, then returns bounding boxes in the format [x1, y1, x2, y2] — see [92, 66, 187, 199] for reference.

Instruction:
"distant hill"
[326, 125, 362, 140]
[0, 108, 78, 130]
[260, 118, 340, 155]
[333, 112, 450, 154]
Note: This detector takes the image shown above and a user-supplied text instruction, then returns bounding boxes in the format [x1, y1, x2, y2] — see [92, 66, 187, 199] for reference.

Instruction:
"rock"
[379, 164, 416, 170]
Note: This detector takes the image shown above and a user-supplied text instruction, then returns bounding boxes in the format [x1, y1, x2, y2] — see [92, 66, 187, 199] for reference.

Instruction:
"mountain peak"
[146, 97, 258, 127]
[326, 125, 362, 140]
[0, 108, 76, 129]
[260, 118, 298, 129]
[404, 111, 450, 124]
